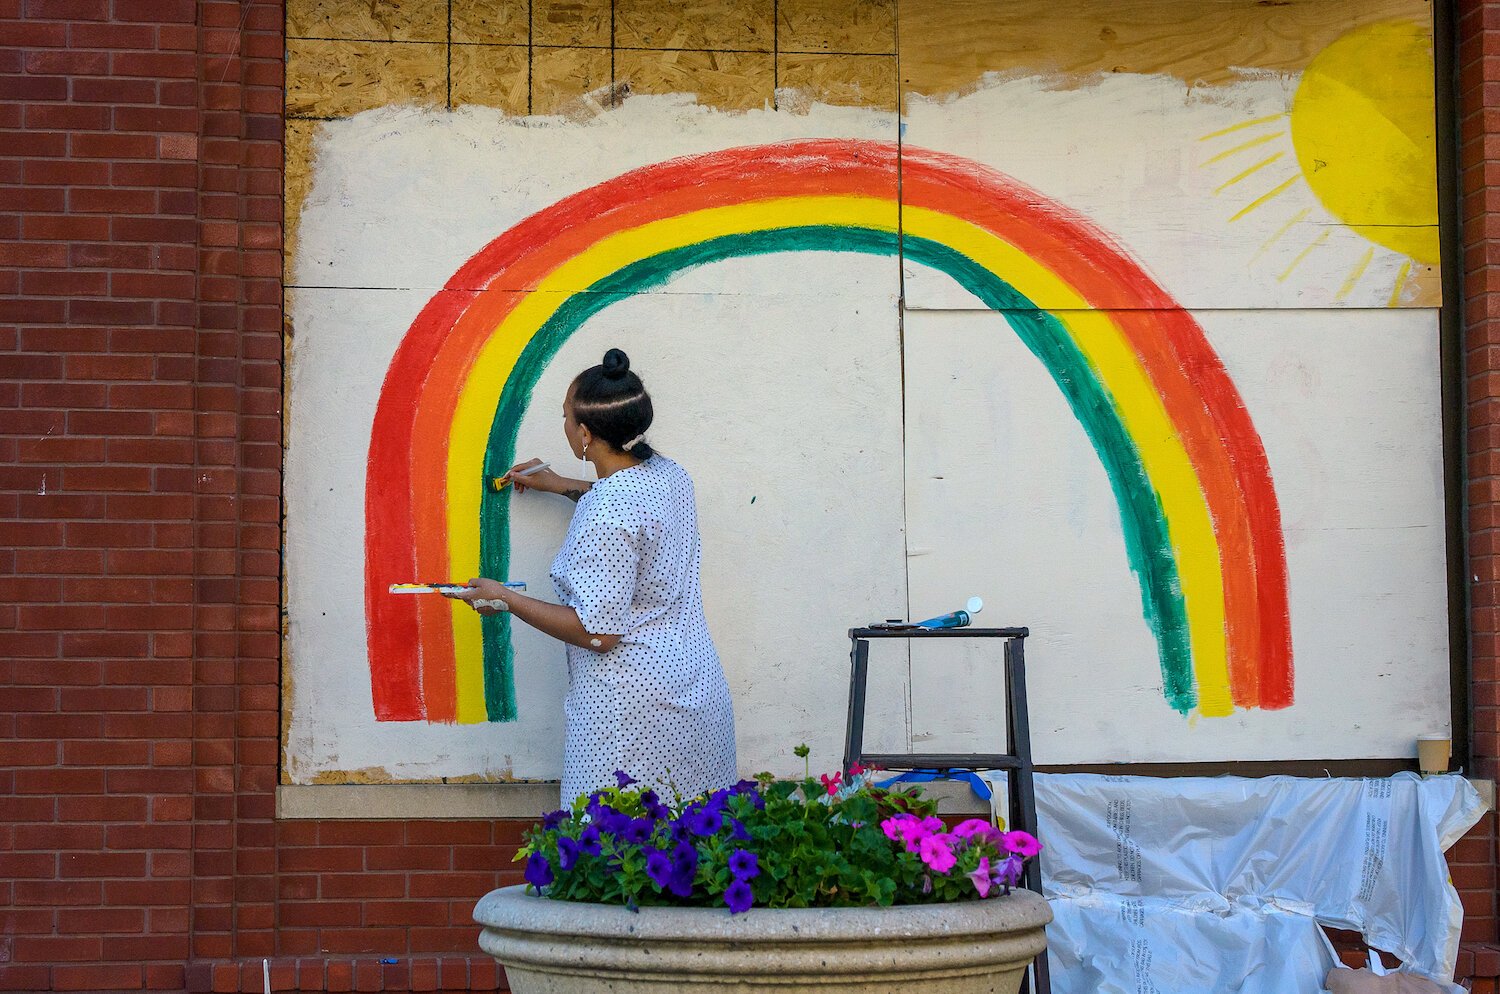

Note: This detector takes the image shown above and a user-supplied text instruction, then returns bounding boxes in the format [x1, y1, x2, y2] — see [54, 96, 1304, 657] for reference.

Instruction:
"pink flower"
[849, 762, 866, 776]
[879, 815, 909, 842]
[953, 819, 1005, 847]
[919, 815, 945, 835]
[1003, 831, 1042, 858]
[952, 818, 991, 839]
[918, 832, 957, 873]
[819, 771, 842, 796]
[969, 856, 992, 898]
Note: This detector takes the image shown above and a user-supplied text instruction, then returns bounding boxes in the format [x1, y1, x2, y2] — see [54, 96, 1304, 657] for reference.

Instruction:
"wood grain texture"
[615, 0, 775, 51]
[616, 49, 774, 112]
[286, 39, 447, 118]
[287, 0, 448, 41]
[534, 0, 613, 47]
[282, 120, 318, 275]
[778, 0, 895, 54]
[777, 53, 897, 112]
[898, 0, 1431, 101]
[450, 44, 530, 113]
[451, 0, 530, 46]
[531, 47, 613, 115]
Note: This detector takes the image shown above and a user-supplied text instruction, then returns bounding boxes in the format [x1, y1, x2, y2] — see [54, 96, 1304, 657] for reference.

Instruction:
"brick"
[51, 964, 144, 992]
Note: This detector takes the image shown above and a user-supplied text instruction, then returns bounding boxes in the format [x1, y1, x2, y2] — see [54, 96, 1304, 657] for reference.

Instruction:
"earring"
[581, 440, 589, 478]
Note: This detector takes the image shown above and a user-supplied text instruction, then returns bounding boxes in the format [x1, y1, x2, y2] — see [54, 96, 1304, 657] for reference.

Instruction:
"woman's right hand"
[503, 458, 566, 495]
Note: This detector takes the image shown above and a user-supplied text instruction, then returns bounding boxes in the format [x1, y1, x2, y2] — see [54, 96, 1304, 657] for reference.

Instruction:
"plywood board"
[531, 47, 613, 115]
[777, 53, 896, 112]
[897, 0, 1431, 97]
[777, 0, 895, 54]
[533, 0, 612, 47]
[451, 0, 530, 45]
[286, 39, 447, 118]
[615, 0, 775, 51]
[285, 275, 909, 782]
[899, 68, 1438, 310]
[616, 50, 774, 112]
[287, 0, 447, 41]
[901, 306, 1450, 763]
[283, 120, 319, 277]
[450, 44, 529, 113]
[284, 103, 905, 783]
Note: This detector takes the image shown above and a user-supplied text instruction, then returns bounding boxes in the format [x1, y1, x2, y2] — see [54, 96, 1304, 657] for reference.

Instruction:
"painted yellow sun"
[1289, 18, 1438, 265]
[1197, 18, 1437, 303]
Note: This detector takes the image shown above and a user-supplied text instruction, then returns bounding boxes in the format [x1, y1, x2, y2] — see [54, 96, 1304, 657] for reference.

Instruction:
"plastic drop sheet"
[1013, 773, 1483, 994]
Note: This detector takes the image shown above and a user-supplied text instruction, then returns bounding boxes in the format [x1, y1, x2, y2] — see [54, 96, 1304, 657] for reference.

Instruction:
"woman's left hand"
[445, 577, 513, 615]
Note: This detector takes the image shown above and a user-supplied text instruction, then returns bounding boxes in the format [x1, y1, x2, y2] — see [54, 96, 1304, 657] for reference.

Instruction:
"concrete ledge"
[277, 782, 562, 820]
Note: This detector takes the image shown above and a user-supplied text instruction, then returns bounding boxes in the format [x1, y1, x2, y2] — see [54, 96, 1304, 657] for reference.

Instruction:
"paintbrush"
[489, 462, 551, 492]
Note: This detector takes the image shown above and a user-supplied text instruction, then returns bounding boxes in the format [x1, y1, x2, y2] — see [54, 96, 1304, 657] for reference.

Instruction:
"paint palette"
[388, 582, 526, 595]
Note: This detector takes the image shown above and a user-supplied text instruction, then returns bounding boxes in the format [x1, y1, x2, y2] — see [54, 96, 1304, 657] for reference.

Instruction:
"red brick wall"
[1440, 0, 1500, 984]
[2, 1, 1499, 991]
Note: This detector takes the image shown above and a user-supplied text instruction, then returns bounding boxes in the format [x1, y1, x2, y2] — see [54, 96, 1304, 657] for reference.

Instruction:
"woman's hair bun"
[601, 348, 630, 380]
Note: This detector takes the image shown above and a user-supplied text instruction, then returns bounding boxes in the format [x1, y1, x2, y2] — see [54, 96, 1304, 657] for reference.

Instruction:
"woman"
[452, 349, 738, 804]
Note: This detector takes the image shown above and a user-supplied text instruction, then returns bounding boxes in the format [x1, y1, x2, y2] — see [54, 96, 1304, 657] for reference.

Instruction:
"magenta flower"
[918, 832, 957, 874]
[952, 818, 992, 840]
[881, 814, 932, 854]
[1003, 831, 1042, 858]
[968, 856, 992, 898]
[819, 771, 842, 796]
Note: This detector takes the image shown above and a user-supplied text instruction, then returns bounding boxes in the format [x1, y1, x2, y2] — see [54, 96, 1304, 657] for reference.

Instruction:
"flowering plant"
[517, 752, 1042, 915]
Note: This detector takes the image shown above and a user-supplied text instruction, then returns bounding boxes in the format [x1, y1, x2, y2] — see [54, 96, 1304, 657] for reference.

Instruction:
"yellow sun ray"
[1250, 207, 1311, 264]
[1201, 131, 1282, 167]
[1214, 153, 1285, 194]
[1388, 261, 1413, 306]
[1277, 229, 1330, 282]
[1198, 113, 1288, 142]
[1229, 175, 1299, 222]
[1335, 247, 1376, 301]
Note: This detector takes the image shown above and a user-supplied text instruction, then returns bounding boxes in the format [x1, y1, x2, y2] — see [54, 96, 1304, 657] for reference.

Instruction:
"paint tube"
[916, 610, 972, 629]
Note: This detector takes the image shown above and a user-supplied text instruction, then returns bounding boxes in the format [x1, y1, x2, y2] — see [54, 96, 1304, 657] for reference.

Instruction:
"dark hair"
[571, 349, 654, 460]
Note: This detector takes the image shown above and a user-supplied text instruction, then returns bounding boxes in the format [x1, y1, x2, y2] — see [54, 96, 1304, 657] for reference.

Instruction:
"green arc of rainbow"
[363, 140, 1292, 724]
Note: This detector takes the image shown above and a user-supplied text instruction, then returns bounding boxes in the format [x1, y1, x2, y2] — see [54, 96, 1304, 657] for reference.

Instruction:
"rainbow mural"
[363, 139, 1293, 725]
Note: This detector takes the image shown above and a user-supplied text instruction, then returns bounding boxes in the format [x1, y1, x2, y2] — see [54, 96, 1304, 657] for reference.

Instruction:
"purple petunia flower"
[524, 852, 553, 890]
[639, 790, 670, 821]
[724, 878, 754, 914]
[614, 770, 638, 788]
[622, 817, 654, 845]
[557, 836, 581, 871]
[578, 825, 602, 855]
[995, 853, 1025, 887]
[727, 817, 751, 841]
[704, 789, 730, 813]
[683, 805, 720, 837]
[727, 849, 759, 880]
[667, 840, 698, 897]
[645, 849, 674, 889]
[540, 809, 569, 831]
[594, 808, 629, 836]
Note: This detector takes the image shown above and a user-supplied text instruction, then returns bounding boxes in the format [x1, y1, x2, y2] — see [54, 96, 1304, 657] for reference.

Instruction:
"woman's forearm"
[556, 478, 592, 502]
[503, 591, 619, 652]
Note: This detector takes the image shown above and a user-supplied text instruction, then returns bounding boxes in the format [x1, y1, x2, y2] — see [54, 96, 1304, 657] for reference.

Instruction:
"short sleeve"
[555, 511, 641, 635]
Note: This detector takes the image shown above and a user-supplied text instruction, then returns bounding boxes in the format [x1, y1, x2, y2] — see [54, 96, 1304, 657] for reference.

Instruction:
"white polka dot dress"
[550, 455, 737, 805]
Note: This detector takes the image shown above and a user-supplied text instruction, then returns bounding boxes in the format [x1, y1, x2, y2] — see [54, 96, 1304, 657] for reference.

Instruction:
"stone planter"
[474, 884, 1051, 994]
